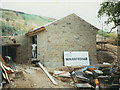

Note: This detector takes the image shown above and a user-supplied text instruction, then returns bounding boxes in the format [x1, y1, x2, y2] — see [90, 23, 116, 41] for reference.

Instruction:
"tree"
[98, 0, 120, 31]
[97, 0, 120, 64]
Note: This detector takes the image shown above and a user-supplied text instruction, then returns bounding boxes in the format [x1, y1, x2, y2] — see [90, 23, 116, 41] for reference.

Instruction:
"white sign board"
[64, 51, 90, 66]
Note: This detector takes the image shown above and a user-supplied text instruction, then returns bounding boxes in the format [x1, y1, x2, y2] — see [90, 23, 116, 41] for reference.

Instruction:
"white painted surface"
[38, 62, 57, 85]
[64, 51, 90, 66]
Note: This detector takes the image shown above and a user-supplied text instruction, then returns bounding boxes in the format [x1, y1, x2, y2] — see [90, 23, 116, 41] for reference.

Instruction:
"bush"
[108, 33, 117, 39]
[1, 21, 19, 36]
[97, 30, 117, 39]
[103, 33, 110, 38]
[110, 34, 120, 46]
[115, 34, 120, 46]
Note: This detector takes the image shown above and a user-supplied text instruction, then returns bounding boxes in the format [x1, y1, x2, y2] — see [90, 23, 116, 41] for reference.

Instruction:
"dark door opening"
[2, 45, 16, 62]
[32, 35, 37, 44]
[31, 35, 37, 58]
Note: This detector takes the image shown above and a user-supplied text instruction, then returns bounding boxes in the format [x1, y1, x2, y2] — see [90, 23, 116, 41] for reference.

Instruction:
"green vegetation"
[97, 0, 120, 47]
[0, 21, 19, 36]
[0, 9, 55, 36]
[98, 1, 120, 32]
[97, 30, 117, 39]
[20, 13, 53, 26]
[97, 30, 119, 45]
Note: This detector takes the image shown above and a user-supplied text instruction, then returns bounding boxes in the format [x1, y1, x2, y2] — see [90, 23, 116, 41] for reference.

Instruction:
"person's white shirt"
[32, 44, 37, 50]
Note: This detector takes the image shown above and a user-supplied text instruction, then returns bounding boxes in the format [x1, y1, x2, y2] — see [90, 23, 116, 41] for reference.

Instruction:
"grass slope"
[0, 8, 55, 35]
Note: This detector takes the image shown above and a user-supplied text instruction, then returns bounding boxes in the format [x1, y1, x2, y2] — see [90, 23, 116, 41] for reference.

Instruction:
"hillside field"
[0, 9, 55, 36]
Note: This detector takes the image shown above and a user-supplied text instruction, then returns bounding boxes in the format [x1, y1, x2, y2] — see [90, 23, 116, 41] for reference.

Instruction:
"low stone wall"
[0, 36, 15, 45]
[15, 35, 29, 63]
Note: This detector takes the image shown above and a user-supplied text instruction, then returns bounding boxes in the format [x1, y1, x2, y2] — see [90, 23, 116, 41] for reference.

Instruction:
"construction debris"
[53, 71, 71, 77]
[85, 71, 93, 75]
[14, 71, 24, 79]
[1, 63, 10, 83]
[0, 36, 17, 45]
[51, 64, 120, 89]
[37, 62, 57, 85]
[0, 54, 15, 89]
[0, 53, 120, 89]
[76, 83, 94, 88]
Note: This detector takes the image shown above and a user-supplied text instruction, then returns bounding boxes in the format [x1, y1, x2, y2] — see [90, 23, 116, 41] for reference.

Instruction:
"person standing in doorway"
[32, 43, 37, 58]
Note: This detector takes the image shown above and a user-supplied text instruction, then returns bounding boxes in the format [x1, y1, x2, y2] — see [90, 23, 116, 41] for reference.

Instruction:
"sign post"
[64, 51, 90, 66]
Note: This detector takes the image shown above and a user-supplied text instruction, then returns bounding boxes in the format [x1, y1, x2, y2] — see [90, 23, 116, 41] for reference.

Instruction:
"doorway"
[2, 45, 17, 62]
[31, 35, 37, 58]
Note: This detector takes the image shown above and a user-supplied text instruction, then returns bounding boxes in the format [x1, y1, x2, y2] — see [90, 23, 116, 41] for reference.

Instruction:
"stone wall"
[0, 36, 15, 45]
[15, 35, 29, 63]
[37, 30, 47, 65]
[27, 36, 32, 61]
[26, 14, 98, 67]
[42, 14, 98, 67]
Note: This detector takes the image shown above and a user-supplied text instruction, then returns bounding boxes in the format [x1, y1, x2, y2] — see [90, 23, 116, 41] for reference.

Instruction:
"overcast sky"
[1, 0, 116, 32]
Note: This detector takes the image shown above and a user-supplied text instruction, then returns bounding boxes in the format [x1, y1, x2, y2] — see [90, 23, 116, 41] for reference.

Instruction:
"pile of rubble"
[52, 63, 120, 89]
[0, 54, 15, 89]
[0, 36, 17, 45]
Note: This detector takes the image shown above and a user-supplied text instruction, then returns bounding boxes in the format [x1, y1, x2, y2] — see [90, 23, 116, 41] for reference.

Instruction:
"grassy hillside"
[97, 30, 117, 39]
[97, 30, 120, 45]
[0, 9, 55, 36]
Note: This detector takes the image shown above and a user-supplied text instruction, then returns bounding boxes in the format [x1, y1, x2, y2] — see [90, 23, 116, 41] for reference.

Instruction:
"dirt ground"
[3, 64, 75, 88]
[96, 35, 118, 64]
[97, 44, 117, 64]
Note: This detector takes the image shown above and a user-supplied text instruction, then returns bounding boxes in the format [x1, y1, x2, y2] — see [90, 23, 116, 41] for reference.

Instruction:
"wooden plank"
[1, 63, 10, 83]
[26, 27, 45, 36]
[0, 54, 8, 67]
[3, 64, 14, 74]
[0, 43, 21, 46]
[38, 62, 57, 85]
[76, 83, 93, 88]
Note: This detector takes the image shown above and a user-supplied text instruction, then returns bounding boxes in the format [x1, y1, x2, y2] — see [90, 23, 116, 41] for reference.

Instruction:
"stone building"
[25, 13, 99, 67]
[0, 36, 21, 62]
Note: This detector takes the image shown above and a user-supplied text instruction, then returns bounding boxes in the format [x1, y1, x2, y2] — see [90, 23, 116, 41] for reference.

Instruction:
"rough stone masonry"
[17, 13, 99, 67]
